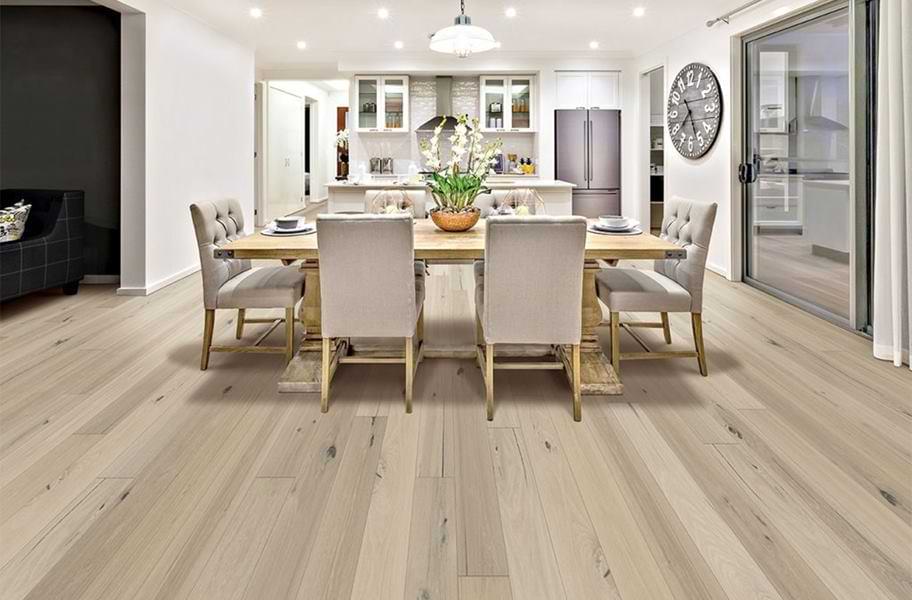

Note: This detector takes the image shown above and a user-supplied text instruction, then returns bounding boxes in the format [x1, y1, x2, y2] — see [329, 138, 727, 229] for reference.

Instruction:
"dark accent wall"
[1, 5, 121, 276]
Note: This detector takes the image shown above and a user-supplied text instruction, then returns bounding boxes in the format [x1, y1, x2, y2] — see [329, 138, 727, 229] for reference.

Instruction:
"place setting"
[588, 215, 643, 235]
[262, 216, 315, 237]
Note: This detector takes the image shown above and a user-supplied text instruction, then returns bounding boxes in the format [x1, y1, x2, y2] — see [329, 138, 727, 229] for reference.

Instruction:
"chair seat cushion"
[595, 267, 691, 313]
[217, 265, 305, 309]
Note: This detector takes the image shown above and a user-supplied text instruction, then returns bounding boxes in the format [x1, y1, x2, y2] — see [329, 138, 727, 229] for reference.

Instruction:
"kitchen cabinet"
[753, 175, 803, 229]
[758, 52, 788, 133]
[556, 71, 621, 110]
[480, 75, 535, 132]
[354, 76, 409, 133]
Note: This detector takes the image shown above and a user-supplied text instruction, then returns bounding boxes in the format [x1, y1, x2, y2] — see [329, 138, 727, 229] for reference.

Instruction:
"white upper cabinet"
[480, 75, 536, 132]
[556, 71, 621, 110]
[354, 75, 409, 132]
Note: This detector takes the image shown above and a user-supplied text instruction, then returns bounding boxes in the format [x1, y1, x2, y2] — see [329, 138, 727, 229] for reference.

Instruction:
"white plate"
[593, 219, 640, 231]
[588, 225, 643, 236]
[262, 225, 315, 237]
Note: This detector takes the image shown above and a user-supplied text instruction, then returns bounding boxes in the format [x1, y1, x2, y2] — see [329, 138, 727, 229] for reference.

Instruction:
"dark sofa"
[1, 190, 84, 301]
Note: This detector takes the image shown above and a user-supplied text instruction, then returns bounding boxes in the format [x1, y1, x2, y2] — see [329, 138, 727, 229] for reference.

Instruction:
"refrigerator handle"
[588, 120, 594, 183]
[583, 119, 589, 182]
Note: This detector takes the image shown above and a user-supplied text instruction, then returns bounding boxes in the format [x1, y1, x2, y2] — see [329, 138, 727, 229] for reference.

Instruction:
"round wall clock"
[666, 62, 722, 159]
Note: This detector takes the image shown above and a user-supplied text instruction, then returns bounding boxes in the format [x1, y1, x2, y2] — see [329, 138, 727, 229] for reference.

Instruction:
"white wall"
[632, 0, 822, 278]
[99, 0, 255, 294]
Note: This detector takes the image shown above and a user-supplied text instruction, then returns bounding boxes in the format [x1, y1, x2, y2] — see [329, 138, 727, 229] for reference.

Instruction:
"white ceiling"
[166, 0, 747, 67]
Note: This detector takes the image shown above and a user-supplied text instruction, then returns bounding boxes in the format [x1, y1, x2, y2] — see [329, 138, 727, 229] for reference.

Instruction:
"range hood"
[416, 77, 465, 132]
[789, 75, 848, 132]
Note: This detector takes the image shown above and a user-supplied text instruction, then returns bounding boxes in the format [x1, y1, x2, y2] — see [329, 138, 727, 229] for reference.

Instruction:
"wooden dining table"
[217, 219, 686, 396]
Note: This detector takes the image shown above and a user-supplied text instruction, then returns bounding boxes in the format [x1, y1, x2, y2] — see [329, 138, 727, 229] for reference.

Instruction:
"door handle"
[738, 154, 760, 184]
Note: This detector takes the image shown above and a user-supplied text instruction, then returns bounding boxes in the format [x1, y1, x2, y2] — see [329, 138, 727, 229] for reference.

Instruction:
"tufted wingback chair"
[594, 196, 717, 377]
[190, 199, 251, 310]
[189, 199, 306, 370]
[654, 196, 717, 314]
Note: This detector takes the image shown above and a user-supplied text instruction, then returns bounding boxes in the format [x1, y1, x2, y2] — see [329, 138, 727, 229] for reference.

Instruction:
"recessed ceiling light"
[249, 7, 263, 19]
[505, 7, 517, 18]
[377, 7, 389, 19]
[589, 40, 600, 49]
[494, 41, 502, 48]
[394, 40, 404, 49]
[296, 40, 307, 50]
[632, 7, 646, 17]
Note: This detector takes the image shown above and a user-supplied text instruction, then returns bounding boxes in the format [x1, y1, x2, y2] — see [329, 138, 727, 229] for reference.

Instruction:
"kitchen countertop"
[327, 179, 576, 190]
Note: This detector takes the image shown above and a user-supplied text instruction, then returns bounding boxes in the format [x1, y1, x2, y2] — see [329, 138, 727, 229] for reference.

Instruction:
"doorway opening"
[256, 79, 350, 226]
[647, 68, 665, 234]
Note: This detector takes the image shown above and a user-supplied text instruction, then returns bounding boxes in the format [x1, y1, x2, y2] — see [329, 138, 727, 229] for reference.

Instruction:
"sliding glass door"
[742, 3, 861, 326]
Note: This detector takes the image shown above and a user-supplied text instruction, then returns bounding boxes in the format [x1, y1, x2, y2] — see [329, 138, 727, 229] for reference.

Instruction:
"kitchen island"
[326, 179, 576, 215]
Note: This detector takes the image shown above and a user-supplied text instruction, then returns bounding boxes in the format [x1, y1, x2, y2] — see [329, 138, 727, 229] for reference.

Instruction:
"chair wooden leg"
[321, 337, 331, 413]
[235, 309, 245, 339]
[417, 307, 425, 345]
[201, 309, 215, 370]
[610, 312, 621, 377]
[405, 336, 414, 414]
[571, 344, 581, 422]
[285, 307, 295, 364]
[660, 312, 672, 344]
[692, 313, 708, 376]
[485, 344, 494, 421]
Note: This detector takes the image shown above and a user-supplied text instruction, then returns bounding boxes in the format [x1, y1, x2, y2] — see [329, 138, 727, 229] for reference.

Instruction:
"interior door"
[555, 109, 588, 188]
[267, 87, 303, 222]
[742, 6, 852, 324]
[587, 109, 620, 190]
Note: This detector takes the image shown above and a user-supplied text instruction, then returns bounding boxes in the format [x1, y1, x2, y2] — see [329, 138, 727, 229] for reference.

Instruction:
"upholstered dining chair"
[190, 199, 306, 370]
[475, 215, 588, 421]
[316, 213, 426, 413]
[594, 196, 717, 376]
[365, 189, 428, 218]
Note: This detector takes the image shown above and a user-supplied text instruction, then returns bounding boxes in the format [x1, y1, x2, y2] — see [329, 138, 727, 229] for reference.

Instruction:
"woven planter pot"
[430, 208, 481, 232]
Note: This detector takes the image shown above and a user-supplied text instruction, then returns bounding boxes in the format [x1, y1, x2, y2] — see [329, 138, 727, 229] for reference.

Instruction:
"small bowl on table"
[275, 217, 302, 230]
[598, 215, 633, 229]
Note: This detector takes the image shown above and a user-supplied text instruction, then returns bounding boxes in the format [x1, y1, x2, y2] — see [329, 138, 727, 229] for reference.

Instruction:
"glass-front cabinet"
[480, 75, 535, 132]
[354, 76, 409, 132]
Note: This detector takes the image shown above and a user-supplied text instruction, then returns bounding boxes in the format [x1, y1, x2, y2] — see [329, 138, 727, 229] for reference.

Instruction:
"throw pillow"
[0, 201, 32, 243]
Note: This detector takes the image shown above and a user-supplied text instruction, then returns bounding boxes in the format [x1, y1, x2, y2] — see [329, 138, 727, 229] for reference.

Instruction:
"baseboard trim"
[706, 261, 731, 281]
[116, 264, 199, 296]
[83, 275, 121, 285]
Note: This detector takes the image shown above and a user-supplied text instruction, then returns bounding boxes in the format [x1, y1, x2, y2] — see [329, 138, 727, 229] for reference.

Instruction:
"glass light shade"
[429, 23, 496, 57]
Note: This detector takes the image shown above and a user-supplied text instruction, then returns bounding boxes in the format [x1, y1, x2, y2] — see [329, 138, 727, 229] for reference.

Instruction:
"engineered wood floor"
[0, 264, 909, 600]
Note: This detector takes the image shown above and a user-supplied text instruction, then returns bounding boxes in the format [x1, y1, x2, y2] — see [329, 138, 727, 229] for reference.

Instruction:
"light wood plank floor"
[0, 264, 909, 600]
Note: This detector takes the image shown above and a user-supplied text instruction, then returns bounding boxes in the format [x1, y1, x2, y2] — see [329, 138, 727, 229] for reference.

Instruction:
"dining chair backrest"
[189, 199, 251, 310]
[475, 189, 539, 217]
[482, 215, 587, 344]
[317, 213, 418, 338]
[654, 196, 718, 313]
[365, 189, 427, 218]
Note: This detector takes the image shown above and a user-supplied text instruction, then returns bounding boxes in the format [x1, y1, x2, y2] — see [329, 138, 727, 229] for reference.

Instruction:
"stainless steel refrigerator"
[555, 109, 621, 217]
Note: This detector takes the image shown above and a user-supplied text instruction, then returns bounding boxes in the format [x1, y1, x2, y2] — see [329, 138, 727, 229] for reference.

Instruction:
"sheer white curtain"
[872, 0, 911, 368]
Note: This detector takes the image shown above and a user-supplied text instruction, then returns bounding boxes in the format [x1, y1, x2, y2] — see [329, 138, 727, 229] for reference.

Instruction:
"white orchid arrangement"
[334, 128, 349, 150]
[419, 114, 503, 213]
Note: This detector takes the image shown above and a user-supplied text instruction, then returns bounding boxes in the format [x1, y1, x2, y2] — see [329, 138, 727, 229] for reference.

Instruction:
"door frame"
[637, 62, 666, 229]
[737, 0, 872, 332]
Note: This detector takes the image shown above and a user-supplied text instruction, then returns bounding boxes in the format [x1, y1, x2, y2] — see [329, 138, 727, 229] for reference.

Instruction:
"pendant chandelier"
[429, 0, 497, 58]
